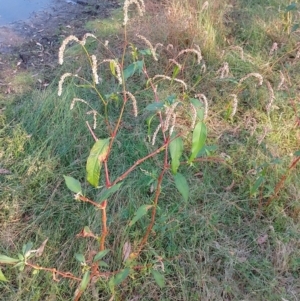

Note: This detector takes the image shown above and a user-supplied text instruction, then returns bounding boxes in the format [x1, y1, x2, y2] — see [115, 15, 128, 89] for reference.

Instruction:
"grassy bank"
[1, 0, 300, 300]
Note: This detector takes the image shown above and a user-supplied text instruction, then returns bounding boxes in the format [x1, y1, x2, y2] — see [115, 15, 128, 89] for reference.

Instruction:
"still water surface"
[0, 0, 53, 25]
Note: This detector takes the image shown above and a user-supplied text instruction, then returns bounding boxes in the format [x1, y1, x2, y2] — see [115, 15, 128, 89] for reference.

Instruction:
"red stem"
[110, 144, 166, 186]
[266, 156, 300, 206]
[136, 142, 169, 255]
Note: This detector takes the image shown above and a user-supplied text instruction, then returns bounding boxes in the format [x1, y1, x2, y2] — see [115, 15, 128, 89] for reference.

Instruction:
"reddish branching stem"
[111, 144, 166, 186]
[26, 262, 81, 281]
[86, 121, 98, 142]
[77, 195, 105, 209]
[266, 156, 300, 206]
[137, 143, 169, 254]
[100, 200, 108, 251]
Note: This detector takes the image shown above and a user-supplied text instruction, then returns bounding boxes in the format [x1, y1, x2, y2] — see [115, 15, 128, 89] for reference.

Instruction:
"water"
[0, 0, 54, 26]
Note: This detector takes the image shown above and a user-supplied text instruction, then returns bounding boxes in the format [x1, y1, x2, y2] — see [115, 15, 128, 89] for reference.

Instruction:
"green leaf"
[169, 133, 183, 174]
[294, 150, 300, 156]
[172, 65, 180, 80]
[291, 23, 300, 33]
[109, 268, 130, 287]
[166, 94, 177, 105]
[123, 60, 144, 81]
[151, 270, 165, 288]
[145, 102, 164, 111]
[98, 182, 123, 202]
[146, 114, 156, 137]
[190, 98, 205, 120]
[63, 176, 82, 194]
[173, 173, 189, 201]
[79, 271, 90, 292]
[18, 254, 24, 261]
[22, 242, 33, 257]
[98, 261, 109, 268]
[0, 268, 8, 282]
[109, 60, 116, 76]
[197, 145, 218, 157]
[250, 176, 265, 196]
[285, 3, 297, 11]
[129, 205, 153, 226]
[75, 253, 85, 263]
[13, 262, 25, 271]
[93, 250, 110, 262]
[188, 122, 207, 163]
[86, 138, 110, 187]
[139, 48, 152, 55]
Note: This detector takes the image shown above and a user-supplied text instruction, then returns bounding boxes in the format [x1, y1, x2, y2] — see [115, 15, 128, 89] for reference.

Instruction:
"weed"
[1, 0, 300, 300]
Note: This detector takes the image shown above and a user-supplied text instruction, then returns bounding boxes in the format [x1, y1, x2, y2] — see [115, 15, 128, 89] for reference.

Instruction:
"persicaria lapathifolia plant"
[0, 1, 222, 300]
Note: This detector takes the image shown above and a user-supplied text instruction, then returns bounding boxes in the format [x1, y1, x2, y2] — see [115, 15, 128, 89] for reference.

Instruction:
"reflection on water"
[0, 0, 53, 25]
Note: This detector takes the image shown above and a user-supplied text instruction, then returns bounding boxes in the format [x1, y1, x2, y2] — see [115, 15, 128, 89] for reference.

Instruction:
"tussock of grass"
[1, 0, 300, 300]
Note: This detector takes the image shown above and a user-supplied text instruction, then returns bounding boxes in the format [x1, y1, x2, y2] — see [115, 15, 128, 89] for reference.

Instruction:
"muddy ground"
[0, 0, 120, 92]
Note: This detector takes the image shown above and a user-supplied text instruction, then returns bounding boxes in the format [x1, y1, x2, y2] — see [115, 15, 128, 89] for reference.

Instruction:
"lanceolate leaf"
[151, 270, 165, 288]
[250, 176, 265, 196]
[110, 268, 130, 286]
[0, 268, 8, 282]
[98, 182, 123, 202]
[173, 173, 189, 201]
[22, 242, 33, 257]
[294, 150, 300, 156]
[79, 271, 90, 292]
[93, 250, 110, 262]
[86, 138, 110, 187]
[169, 133, 183, 174]
[123, 60, 144, 81]
[109, 61, 116, 76]
[129, 205, 153, 226]
[285, 3, 297, 12]
[145, 102, 164, 111]
[172, 65, 180, 79]
[0, 255, 19, 264]
[75, 253, 85, 263]
[98, 261, 109, 268]
[189, 122, 207, 163]
[63, 176, 82, 194]
[190, 98, 205, 120]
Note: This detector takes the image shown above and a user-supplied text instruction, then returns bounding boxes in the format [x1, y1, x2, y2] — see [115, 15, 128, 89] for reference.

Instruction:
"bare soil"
[0, 0, 120, 91]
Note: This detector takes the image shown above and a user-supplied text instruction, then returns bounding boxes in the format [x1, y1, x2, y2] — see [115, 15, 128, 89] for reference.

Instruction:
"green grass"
[1, 0, 300, 300]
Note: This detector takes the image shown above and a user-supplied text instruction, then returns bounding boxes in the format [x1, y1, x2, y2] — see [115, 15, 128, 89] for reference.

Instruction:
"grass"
[1, 0, 300, 300]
